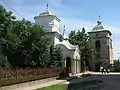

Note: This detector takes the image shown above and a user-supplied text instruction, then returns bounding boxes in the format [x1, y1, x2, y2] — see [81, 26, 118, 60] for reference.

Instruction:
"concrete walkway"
[70, 71, 120, 77]
[12, 80, 67, 90]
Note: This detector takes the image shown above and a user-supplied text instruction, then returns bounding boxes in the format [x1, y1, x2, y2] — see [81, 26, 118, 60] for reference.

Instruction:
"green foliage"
[69, 28, 95, 71]
[0, 5, 15, 39]
[0, 5, 63, 68]
[49, 45, 63, 67]
[38, 49, 50, 67]
[2, 18, 49, 67]
[0, 5, 49, 67]
[0, 54, 11, 68]
[37, 84, 67, 90]
[114, 60, 120, 72]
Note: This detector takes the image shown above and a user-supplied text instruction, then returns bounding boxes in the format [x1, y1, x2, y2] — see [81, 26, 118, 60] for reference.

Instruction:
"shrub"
[0, 67, 66, 86]
[0, 55, 11, 68]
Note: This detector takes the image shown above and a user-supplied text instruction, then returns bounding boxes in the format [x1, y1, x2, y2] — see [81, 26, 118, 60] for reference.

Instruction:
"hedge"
[0, 67, 67, 86]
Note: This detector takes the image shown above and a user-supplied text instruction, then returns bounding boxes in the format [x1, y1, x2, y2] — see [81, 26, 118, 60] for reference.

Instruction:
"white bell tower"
[34, 4, 60, 33]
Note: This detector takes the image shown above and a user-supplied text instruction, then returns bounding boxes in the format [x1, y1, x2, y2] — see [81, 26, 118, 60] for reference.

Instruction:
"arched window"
[95, 40, 101, 52]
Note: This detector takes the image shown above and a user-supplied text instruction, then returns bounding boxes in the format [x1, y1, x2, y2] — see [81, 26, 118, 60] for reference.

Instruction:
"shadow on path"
[66, 74, 120, 90]
[67, 76, 103, 90]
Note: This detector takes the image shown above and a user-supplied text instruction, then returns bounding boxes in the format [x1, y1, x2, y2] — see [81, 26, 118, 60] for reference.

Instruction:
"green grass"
[36, 84, 68, 90]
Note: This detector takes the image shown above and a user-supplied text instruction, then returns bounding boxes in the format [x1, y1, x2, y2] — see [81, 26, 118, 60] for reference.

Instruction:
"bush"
[114, 60, 120, 72]
[0, 55, 11, 68]
[0, 67, 66, 86]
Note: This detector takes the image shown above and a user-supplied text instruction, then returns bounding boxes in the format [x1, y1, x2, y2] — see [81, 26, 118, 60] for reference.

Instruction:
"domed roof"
[39, 9, 54, 16]
[92, 20, 104, 31]
[34, 4, 61, 21]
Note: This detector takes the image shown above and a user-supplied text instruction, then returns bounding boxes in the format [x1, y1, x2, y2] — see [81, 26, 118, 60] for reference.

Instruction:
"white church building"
[34, 7, 81, 74]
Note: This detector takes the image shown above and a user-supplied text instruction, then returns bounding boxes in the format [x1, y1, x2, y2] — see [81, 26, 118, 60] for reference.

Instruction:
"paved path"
[12, 80, 67, 90]
[70, 71, 120, 77]
[64, 72, 120, 90]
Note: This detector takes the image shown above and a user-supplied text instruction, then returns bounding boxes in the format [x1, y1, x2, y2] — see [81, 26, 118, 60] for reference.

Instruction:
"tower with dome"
[34, 4, 81, 74]
[88, 18, 114, 71]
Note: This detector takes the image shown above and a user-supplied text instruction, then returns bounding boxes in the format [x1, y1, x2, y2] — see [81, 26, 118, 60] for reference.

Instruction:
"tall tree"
[49, 45, 63, 67]
[7, 19, 50, 67]
[0, 5, 15, 67]
[0, 5, 50, 67]
[0, 4, 64, 68]
[114, 59, 120, 72]
[69, 28, 95, 71]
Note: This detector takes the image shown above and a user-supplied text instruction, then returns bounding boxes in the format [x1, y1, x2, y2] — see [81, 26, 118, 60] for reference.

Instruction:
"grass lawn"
[36, 84, 68, 90]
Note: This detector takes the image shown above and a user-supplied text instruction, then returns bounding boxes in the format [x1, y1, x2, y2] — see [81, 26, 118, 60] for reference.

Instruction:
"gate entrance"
[66, 57, 71, 74]
[95, 62, 101, 72]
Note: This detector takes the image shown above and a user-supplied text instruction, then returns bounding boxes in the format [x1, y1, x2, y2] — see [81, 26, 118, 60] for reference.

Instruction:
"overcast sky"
[1, 0, 120, 59]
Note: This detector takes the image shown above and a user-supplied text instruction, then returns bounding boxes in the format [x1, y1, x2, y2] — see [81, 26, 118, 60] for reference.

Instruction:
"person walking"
[100, 66, 104, 74]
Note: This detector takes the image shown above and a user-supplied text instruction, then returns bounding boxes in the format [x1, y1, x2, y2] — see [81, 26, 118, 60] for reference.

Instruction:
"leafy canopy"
[69, 28, 95, 71]
[0, 5, 63, 68]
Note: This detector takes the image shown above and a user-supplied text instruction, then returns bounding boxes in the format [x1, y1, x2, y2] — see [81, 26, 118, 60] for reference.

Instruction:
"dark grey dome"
[92, 20, 104, 31]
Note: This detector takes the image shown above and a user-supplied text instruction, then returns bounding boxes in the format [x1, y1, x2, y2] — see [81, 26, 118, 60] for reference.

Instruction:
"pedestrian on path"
[100, 66, 104, 74]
